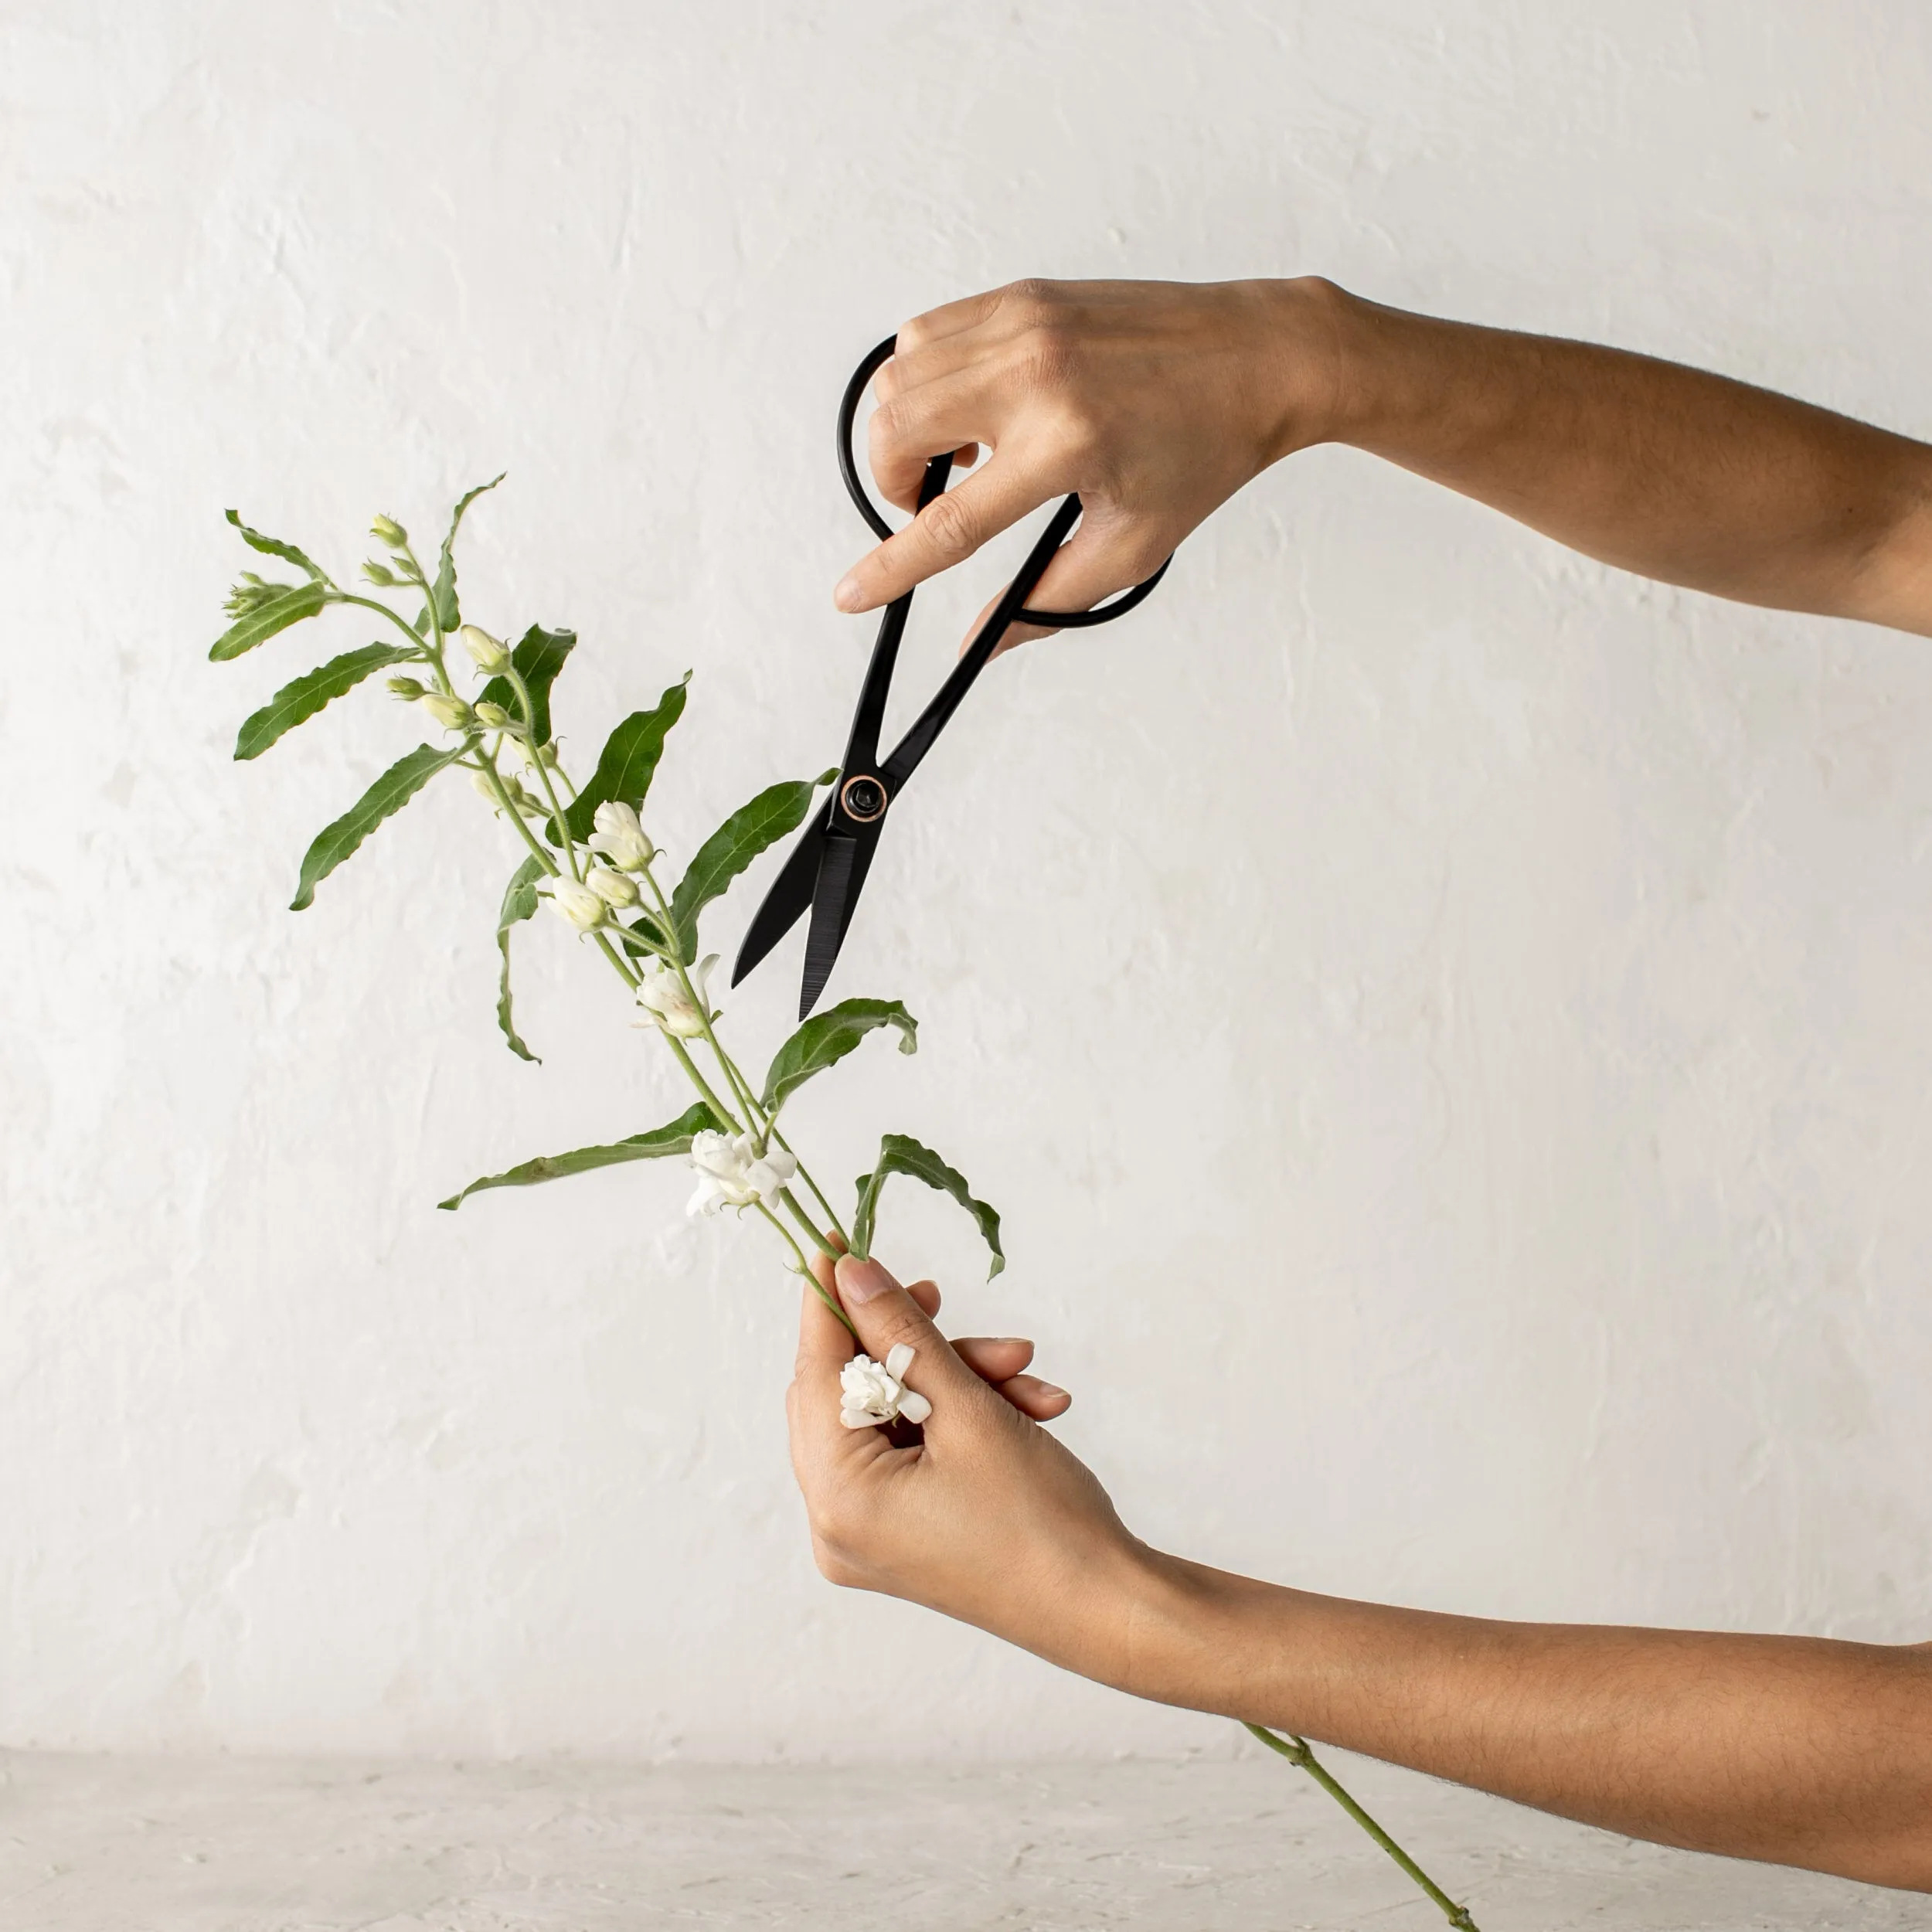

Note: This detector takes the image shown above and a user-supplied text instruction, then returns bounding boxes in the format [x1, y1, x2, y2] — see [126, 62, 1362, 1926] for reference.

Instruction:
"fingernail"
[834, 1254, 895, 1304]
[1032, 1381, 1068, 1400]
[834, 577, 865, 612]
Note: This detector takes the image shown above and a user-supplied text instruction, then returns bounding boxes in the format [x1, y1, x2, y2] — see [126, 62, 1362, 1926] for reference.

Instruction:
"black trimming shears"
[732, 335, 1173, 1017]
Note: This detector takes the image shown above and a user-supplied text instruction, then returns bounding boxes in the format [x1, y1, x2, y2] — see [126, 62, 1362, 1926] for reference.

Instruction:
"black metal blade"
[730, 811, 828, 988]
[799, 833, 857, 1019]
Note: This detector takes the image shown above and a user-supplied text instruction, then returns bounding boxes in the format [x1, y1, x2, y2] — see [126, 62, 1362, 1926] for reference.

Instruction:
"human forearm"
[1106, 1551, 1932, 1891]
[1310, 284, 1932, 634]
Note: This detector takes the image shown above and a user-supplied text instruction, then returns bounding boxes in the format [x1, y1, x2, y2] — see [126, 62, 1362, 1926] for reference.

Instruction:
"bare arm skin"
[789, 1253, 1932, 1894]
[834, 277, 1932, 647]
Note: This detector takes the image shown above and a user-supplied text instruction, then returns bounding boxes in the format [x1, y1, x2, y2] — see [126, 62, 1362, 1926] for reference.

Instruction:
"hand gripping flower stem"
[1243, 1725, 1481, 1930]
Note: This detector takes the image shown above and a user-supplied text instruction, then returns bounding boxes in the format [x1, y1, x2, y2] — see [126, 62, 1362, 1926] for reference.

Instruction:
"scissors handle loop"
[837, 335, 1172, 628]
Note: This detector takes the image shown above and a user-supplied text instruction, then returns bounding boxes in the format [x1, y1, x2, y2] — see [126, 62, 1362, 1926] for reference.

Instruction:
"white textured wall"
[5, 0, 1930, 1760]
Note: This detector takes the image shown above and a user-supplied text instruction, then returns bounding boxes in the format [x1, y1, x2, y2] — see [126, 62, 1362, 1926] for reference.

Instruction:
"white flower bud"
[386, 675, 427, 702]
[585, 865, 640, 908]
[634, 956, 717, 1039]
[473, 700, 512, 729]
[458, 624, 511, 673]
[370, 513, 407, 546]
[589, 799, 655, 872]
[419, 692, 473, 732]
[549, 877, 607, 931]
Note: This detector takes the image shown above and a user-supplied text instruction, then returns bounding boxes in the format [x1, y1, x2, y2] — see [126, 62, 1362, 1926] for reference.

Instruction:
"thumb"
[834, 1253, 985, 1423]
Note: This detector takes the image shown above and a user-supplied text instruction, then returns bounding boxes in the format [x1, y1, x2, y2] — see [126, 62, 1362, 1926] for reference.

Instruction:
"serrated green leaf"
[210, 580, 328, 662]
[226, 508, 324, 580]
[556, 674, 691, 846]
[851, 1133, 1004, 1279]
[430, 473, 505, 633]
[478, 624, 576, 744]
[437, 1101, 727, 1210]
[233, 644, 414, 760]
[289, 741, 464, 910]
[495, 852, 547, 1062]
[669, 770, 836, 962]
[760, 998, 917, 1117]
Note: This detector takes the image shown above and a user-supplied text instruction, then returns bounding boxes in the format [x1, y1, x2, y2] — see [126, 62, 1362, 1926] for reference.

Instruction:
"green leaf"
[669, 770, 836, 962]
[760, 998, 917, 1117]
[851, 1134, 1004, 1279]
[430, 473, 505, 633]
[232, 644, 414, 760]
[495, 853, 546, 1063]
[289, 741, 465, 910]
[557, 673, 691, 846]
[437, 1102, 728, 1210]
[478, 624, 576, 744]
[226, 508, 324, 580]
[210, 580, 328, 662]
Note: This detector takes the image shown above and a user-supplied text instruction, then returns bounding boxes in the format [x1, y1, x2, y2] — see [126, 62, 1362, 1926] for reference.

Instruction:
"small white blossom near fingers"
[685, 1128, 798, 1216]
[839, 1343, 932, 1430]
[549, 876, 607, 931]
[586, 865, 641, 909]
[589, 799, 655, 871]
[457, 624, 511, 672]
[419, 691, 474, 733]
[634, 955, 718, 1038]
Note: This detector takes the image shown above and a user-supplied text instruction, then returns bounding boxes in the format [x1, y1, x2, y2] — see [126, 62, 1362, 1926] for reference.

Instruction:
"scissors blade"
[798, 827, 879, 1019]
[730, 808, 829, 988]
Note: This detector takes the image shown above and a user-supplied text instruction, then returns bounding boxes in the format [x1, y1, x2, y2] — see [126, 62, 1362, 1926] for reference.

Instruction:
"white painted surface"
[4, 0, 1930, 1770]
[4, 1751, 1925, 1932]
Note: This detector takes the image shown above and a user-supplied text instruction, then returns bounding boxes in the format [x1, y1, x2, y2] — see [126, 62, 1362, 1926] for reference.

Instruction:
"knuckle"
[869, 396, 911, 453]
[917, 490, 978, 560]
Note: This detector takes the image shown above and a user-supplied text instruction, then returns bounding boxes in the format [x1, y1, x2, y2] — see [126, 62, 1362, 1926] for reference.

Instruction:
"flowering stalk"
[209, 485, 1481, 1930]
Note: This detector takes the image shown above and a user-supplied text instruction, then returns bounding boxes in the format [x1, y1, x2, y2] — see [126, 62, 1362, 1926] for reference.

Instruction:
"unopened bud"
[457, 624, 511, 672]
[474, 701, 512, 729]
[419, 692, 473, 732]
[588, 799, 655, 872]
[549, 877, 607, 931]
[585, 865, 641, 908]
[386, 675, 427, 702]
[370, 513, 407, 546]
[362, 560, 399, 587]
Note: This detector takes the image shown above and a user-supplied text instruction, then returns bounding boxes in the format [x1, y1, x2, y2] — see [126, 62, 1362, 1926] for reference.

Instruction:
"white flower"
[585, 865, 640, 909]
[839, 1345, 932, 1430]
[548, 876, 607, 931]
[589, 799, 655, 872]
[685, 1129, 798, 1216]
[419, 691, 473, 732]
[634, 956, 717, 1038]
[457, 624, 511, 672]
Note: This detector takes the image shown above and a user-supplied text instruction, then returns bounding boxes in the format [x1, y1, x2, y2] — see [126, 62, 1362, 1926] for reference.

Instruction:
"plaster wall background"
[4, 0, 1930, 1759]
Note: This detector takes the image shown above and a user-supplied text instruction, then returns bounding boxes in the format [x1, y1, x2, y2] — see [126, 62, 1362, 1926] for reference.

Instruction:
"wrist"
[1245, 274, 1381, 463]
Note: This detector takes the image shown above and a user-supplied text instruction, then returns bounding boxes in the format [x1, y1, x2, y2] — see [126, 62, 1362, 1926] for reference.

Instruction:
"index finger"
[833, 456, 1051, 614]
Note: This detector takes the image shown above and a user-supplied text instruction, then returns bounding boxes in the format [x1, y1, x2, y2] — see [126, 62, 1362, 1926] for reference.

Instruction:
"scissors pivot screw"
[840, 774, 888, 822]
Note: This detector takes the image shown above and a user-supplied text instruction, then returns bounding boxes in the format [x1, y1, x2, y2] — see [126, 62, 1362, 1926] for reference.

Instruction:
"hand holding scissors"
[732, 333, 1173, 1018]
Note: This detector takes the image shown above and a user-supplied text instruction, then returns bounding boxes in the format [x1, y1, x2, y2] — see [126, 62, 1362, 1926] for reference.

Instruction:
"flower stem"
[1242, 1725, 1479, 1930]
[757, 1203, 857, 1338]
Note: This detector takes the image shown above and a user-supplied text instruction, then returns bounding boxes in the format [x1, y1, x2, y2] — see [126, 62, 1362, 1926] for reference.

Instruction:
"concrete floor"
[0, 1750, 1923, 1931]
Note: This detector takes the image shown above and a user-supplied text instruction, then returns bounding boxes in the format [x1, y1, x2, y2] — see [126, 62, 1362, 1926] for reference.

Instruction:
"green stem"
[757, 1204, 857, 1338]
[1243, 1725, 1479, 1930]
[471, 749, 563, 879]
[503, 663, 580, 881]
[770, 1126, 849, 1247]
[658, 1030, 743, 1135]
[777, 1186, 835, 1257]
